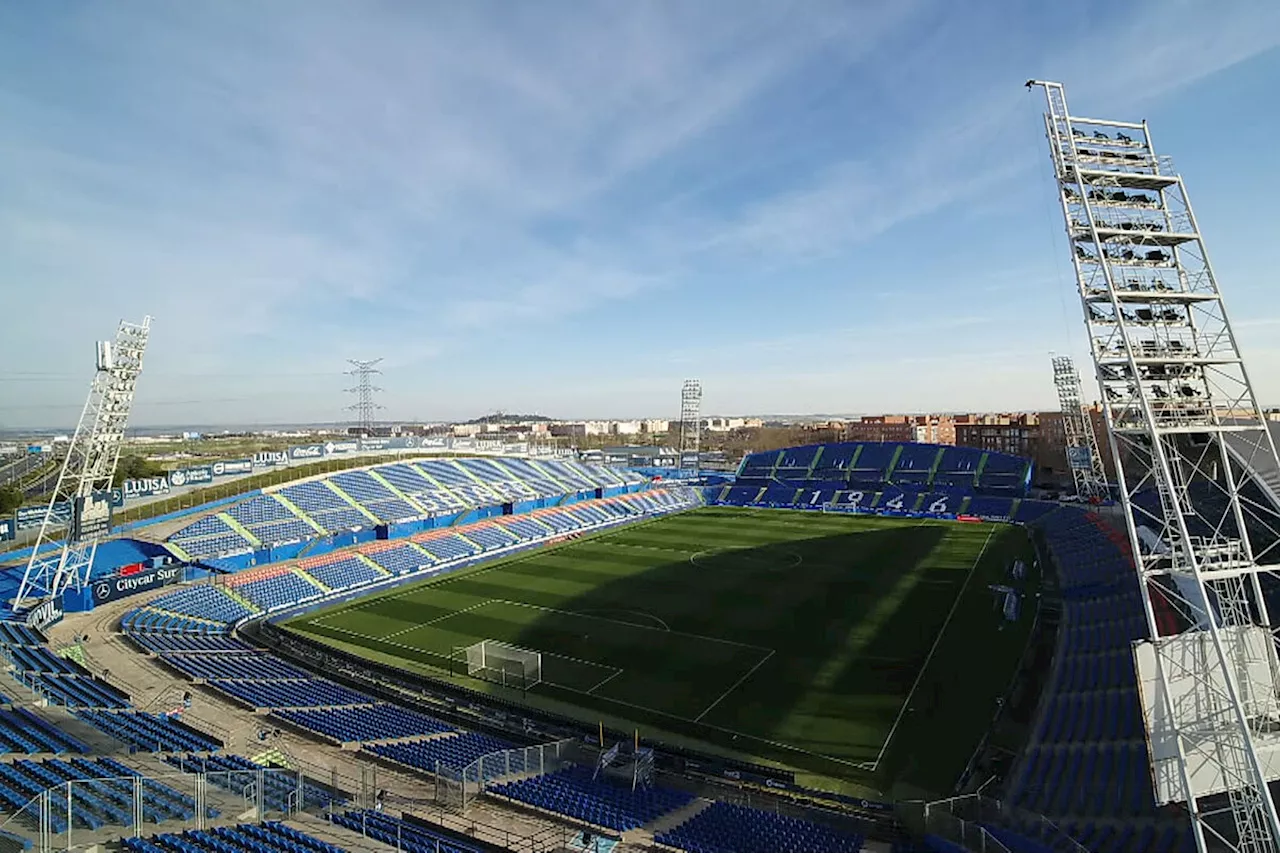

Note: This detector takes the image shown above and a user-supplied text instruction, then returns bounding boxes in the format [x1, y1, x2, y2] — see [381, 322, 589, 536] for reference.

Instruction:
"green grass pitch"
[285, 506, 1039, 796]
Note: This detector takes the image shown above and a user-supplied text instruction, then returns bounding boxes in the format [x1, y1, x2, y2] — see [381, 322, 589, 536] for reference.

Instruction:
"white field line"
[867, 525, 996, 772]
[384, 599, 494, 639]
[311, 619, 863, 770]
[586, 668, 625, 695]
[694, 649, 777, 723]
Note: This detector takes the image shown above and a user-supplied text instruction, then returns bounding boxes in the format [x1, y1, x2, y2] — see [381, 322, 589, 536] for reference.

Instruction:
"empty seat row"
[272, 704, 453, 743]
[74, 710, 222, 753]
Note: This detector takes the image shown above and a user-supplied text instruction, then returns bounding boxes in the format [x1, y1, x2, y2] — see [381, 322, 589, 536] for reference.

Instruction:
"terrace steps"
[166, 542, 193, 562]
[323, 480, 381, 524]
[368, 469, 426, 516]
[451, 460, 504, 503]
[529, 459, 572, 493]
[218, 585, 262, 615]
[270, 494, 327, 536]
[354, 553, 390, 577]
[407, 462, 465, 506]
[217, 512, 261, 548]
[294, 568, 330, 594]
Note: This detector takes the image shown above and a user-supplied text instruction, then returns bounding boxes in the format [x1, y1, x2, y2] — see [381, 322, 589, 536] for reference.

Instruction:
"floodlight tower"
[344, 358, 383, 436]
[14, 317, 152, 610]
[678, 379, 702, 473]
[1029, 80, 1280, 853]
[1050, 354, 1108, 500]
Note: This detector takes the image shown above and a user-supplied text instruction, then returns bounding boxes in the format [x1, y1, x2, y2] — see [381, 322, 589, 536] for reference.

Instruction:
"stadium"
[3, 36, 1280, 853]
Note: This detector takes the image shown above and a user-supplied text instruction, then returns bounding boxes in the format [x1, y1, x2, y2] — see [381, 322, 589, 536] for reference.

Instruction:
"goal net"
[460, 640, 543, 690]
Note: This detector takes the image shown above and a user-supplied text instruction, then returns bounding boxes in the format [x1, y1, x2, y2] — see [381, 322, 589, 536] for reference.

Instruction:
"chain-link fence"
[435, 739, 574, 811]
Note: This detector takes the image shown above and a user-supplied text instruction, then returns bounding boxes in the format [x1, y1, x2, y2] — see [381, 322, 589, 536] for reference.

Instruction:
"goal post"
[457, 640, 543, 691]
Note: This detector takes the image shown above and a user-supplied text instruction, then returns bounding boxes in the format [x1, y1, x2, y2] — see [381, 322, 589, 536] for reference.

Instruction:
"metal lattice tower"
[1029, 80, 1280, 853]
[14, 317, 151, 610]
[678, 379, 702, 472]
[1051, 354, 1109, 500]
[344, 358, 383, 436]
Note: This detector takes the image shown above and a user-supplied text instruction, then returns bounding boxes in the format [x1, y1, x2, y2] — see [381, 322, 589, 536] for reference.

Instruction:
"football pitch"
[284, 506, 1039, 795]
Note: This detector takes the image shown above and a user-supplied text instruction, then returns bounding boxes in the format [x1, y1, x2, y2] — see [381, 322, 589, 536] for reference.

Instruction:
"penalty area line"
[586, 668, 625, 695]
[694, 649, 776, 723]
[866, 525, 995, 773]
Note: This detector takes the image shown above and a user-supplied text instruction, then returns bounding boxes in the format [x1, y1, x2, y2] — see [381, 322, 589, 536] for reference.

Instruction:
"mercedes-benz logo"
[95, 582, 111, 600]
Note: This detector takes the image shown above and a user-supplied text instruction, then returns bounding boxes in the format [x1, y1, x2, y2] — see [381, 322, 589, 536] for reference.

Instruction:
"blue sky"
[1, 1, 1279, 428]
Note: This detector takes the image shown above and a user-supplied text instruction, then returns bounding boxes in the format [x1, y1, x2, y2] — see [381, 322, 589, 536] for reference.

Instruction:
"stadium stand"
[488, 764, 694, 832]
[208, 678, 372, 710]
[0, 707, 89, 754]
[0, 756, 205, 831]
[123, 821, 344, 853]
[72, 710, 222, 753]
[166, 456, 647, 559]
[363, 732, 515, 774]
[128, 487, 699, 631]
[332, 809, 492, 853]
[271, 704, 454, 743]
[711, 441, 1059, 524]
[1003, 505, 1193, 853]
[656, 800, 865, 853]
[158, 653, 311, 681]
[163, 755, 344, 811]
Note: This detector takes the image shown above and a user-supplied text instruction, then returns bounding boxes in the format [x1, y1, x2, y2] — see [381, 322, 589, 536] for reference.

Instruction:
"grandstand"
[165, 456, 645, 560]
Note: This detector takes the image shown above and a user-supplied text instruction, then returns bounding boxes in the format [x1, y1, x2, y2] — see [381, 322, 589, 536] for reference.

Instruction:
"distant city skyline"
[2, 2, 1279, 428]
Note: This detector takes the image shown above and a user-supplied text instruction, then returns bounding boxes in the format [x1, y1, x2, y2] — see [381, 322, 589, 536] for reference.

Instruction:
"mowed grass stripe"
[286, 507, 1039, 794]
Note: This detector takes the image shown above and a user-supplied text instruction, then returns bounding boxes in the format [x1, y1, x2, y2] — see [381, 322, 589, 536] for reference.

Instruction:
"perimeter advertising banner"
[26, 597, 63, 631]
[323, 439, 360, 456]
[123, 476, 170, 501]
[253, 450, 289, 468]
[289, 444, 325, 461]
[0, 518, 13, 542]
[15, 503, 71, 530]
[92, 563, 182, 605]
[166, 466, 213, 488]
[212, 458, 253, 477]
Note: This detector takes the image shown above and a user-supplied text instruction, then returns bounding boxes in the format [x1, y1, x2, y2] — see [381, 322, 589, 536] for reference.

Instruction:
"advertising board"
[212, 458, 254, 477]
[92, 563, 182, 605]
[323, 440, 360, 455]
[71, 492, 113, 540]
[167, 466, 213, 488]
[358, 438, 390, 452]
[26, 597, 63, 631]
[16, 503, 71, 530]
[123, 476, 171, 500]
[253, 450, 289, 468]
[0, 518, 12, 542]
[1067, 446, 1094, 471]
[289, 444, 325, 461]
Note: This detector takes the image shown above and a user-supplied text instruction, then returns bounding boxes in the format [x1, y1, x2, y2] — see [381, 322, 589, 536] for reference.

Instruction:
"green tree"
[0, 485, 22, 515]
[112, 455, 166, 487]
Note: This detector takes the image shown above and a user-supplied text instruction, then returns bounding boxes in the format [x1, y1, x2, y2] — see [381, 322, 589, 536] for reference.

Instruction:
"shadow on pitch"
[506, 512, 953, 783]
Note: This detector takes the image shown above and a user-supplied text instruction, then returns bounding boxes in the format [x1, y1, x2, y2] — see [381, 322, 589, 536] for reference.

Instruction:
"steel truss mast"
[1029, 80, 1280, 853]
[14, 317, 151, 610]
